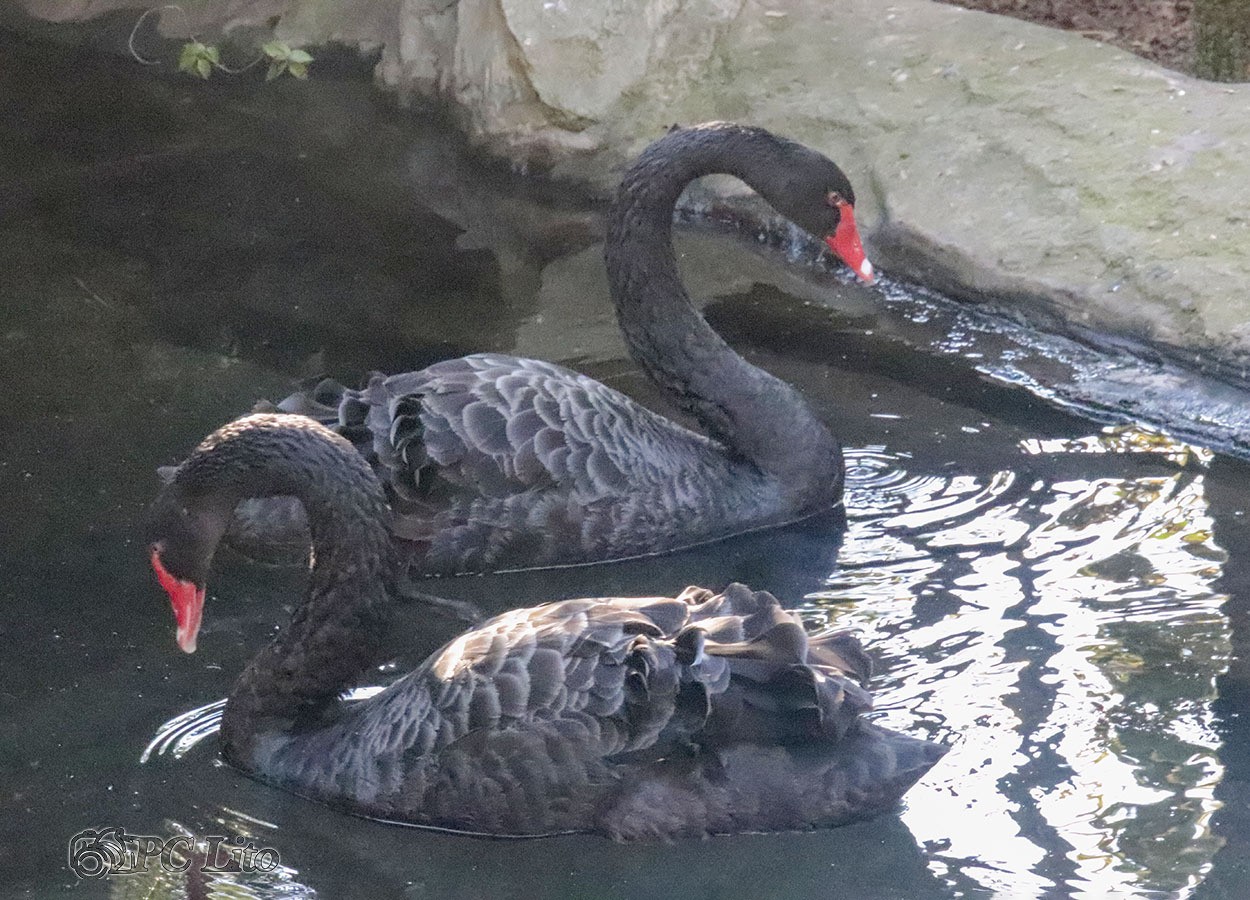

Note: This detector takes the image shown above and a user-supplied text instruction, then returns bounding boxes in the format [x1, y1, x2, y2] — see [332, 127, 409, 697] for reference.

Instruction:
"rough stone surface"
[13, 0, 1250, 378]
[529, 0, 1250, 378]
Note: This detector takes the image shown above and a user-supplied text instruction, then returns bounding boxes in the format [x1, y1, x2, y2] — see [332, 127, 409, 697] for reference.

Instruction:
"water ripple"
[141, 698, 225, 763]
[141, 687, 387, 764]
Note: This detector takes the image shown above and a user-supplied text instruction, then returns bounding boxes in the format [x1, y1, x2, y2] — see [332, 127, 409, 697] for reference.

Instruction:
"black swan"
[215, 122, 875, 576]
[149, 414, 945, 839]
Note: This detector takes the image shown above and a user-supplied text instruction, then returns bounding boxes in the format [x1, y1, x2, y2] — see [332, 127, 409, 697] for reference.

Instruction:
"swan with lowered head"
[149, 414, 944, 839]
[220, 122, 875, 575]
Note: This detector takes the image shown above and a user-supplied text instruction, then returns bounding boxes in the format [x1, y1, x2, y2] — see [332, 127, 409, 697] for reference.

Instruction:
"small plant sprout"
[177, 41, 219, 80]
[263, 41, 314, 81]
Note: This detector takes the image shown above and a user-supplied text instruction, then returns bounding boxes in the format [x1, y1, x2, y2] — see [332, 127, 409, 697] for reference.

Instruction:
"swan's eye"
[826, 191, 847, 209]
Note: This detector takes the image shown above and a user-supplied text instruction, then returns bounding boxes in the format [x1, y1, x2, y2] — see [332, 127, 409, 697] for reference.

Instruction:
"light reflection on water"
[809, 430, 1229, 897]
[107, 814, 311, 900]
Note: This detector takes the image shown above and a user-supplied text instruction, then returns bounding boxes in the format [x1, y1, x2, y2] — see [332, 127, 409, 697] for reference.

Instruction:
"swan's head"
[146, 413, 391, 654]
[758, 142, 875, 285]
[147, 480, 233, 654]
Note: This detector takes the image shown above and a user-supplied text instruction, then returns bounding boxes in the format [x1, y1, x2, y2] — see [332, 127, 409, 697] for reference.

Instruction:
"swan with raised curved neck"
[149, 414, 945, 839]
[212, 122, 876, 575]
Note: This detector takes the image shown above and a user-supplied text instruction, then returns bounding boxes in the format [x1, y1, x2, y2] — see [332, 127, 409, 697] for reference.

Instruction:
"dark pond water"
[4, 27, 1250, 900]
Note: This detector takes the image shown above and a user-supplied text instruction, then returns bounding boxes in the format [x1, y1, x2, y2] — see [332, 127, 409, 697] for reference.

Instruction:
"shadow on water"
[4, 24, 1250, 900]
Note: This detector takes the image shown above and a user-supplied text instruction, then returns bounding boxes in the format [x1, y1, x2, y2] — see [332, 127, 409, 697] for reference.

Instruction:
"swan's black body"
[221, 123, 871, 576]
[149, 415, 945, 840]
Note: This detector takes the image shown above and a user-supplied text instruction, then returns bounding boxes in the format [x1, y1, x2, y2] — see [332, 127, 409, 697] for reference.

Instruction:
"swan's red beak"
[825, 200, 875, 284]
[150, 547, 205, 654]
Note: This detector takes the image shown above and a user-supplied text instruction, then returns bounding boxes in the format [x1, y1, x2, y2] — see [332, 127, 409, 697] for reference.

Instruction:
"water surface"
[3, 29, 1250, 900]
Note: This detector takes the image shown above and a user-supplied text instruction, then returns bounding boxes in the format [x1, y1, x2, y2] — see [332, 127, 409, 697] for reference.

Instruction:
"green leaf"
[177, 43, 199, 73]
[288, 61, 308, 79]
[177, 41, 219, 79]
[287, 49, 313, 64]
[266, 60, 287, 81]
[263, 40, 291, 60]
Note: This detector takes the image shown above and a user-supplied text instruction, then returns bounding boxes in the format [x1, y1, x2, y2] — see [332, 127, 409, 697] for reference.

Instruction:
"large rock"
[14, 0, 1250, 376]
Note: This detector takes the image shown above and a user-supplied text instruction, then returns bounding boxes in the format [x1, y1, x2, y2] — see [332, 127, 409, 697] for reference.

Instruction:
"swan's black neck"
[604, 124, 841, 502]
[177, 416, 398, 763]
